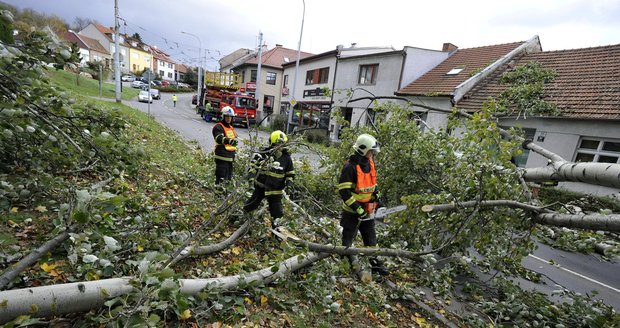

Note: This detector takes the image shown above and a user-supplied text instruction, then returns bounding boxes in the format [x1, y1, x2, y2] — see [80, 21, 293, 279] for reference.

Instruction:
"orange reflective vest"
[216, 122, 237, 152]
[352, 158, 377, 213]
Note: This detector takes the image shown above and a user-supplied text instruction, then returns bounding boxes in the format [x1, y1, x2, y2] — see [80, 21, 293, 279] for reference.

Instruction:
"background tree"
[130, 32, 142, 42]
[71, 16, 98, 32]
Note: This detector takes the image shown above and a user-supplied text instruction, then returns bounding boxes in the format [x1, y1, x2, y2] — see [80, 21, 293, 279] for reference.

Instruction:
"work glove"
[356, 206, 368, 221]
[224, 137, 238, 146]
[285, 179, 294, 189]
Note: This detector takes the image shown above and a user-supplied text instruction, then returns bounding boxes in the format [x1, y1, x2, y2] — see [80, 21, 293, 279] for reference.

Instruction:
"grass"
[44, 68, 140, 100]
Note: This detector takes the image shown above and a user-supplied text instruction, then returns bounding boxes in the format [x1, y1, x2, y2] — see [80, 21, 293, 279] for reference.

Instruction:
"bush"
[303, 129, 331, 146]
[157, 86, 194, 93]
[270, 114, 287, 131]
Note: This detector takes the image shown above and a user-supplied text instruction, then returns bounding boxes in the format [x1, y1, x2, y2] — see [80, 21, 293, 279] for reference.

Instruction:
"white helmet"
[353, 134, 380, 156]
[221, 106, 236, 117]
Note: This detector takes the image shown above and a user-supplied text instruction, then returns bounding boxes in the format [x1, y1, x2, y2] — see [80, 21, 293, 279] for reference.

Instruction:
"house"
[62, 30, 111, 67]
[78, 23, 130, 74]
[219, 48, 256, 73]
[231, 44, 313, 125]
[124, 36, 152, 76]
[396, 36, 542, 131]
[175, 63, 188, 83]
[281, 44, 435, 135]
[457, 43, 620, 196]
[152, 47, 176, 81]
[330, 44, 453, 140]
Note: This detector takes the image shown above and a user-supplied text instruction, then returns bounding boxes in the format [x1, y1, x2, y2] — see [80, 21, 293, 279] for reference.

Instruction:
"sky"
[4, 0, 620, 71]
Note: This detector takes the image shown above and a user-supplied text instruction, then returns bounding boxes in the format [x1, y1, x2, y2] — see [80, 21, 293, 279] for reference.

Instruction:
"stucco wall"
[401, 47, 450, 87]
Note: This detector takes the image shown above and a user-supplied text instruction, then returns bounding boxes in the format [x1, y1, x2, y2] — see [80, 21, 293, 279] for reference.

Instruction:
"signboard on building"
[246, 82, 256, 91]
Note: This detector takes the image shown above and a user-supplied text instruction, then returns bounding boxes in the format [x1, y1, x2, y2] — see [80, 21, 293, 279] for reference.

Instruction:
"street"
[123, 91, 620, 311]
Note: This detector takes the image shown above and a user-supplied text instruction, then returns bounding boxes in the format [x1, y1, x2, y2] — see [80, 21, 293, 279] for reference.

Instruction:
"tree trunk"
[0, 252, 328, 324]
[0, 229, 71, 290]
[523, 163, 620, 189]
[534, 212, 620, 232]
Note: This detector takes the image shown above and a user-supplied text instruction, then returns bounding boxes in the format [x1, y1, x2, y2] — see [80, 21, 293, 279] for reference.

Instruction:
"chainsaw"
[360, 205, 407, 221]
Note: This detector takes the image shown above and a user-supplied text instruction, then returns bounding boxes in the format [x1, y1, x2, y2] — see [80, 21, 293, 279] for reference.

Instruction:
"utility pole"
[287, 0, 305, 133]
[255, 31, 263, 125]
[114, 0, 121, 103]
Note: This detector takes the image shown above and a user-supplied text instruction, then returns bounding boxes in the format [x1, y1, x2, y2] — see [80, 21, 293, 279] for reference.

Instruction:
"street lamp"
[287, 0, 305, 133]
[181, 31, 202, 105]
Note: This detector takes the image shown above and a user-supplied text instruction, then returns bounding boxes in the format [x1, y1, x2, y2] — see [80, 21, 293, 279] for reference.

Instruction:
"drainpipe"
[329, 48, 340, 140]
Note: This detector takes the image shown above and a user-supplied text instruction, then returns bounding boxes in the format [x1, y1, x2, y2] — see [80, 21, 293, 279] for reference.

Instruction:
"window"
[266, 72, 277, 85]
[159, 70, 164, 76]
[305, 67, 329, 85]
[283, 74, 289, 87]
[263, 95, 274, 113]
[168, 63, 173, 68]
[575, 138, 620, 164]
[251, 70, 257, 82]
[358, 64, 378, 84]
[132, 53, 139, 59]
[160, 61, 165, 66]
[168, 72, 173, 78]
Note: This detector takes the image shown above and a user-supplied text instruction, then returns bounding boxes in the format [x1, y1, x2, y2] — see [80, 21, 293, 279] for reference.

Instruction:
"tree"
[131, 32, 142, 42]
[0, 34, 618, 326]
[71, 16, 98, 32]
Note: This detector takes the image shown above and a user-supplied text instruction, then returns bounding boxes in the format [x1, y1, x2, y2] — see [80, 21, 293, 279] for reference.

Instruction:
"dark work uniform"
[243, 146, 295, 222]
[212, 120, 236, 184]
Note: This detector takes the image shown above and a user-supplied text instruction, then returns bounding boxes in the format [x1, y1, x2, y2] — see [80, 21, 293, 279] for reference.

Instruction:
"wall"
[401, 47, 450, 87]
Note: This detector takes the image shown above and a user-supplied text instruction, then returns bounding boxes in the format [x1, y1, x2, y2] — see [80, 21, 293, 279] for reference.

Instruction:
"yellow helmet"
[270, 130, 288, 146]
[353, 134, 380, 156]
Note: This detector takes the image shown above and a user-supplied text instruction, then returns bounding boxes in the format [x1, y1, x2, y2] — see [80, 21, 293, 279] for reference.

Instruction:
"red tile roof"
[95, 23, 114, 35]
[62, 31, 87, 49]
[78, 34, 109, 55]
[243, 45, 313, 69]
[457, 44, 620, 120]
[397, 41, 525, 96]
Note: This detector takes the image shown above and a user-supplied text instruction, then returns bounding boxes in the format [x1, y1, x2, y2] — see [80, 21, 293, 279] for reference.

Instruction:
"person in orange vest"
[212, 106, 237, 184]
[337, 133, 388, 276]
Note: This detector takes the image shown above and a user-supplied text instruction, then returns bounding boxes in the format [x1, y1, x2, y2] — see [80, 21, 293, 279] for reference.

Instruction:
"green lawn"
[44, 68, 139, 100]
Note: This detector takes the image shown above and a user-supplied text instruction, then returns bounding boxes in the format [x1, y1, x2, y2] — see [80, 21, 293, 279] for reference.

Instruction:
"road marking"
[528, 254, 620, 294]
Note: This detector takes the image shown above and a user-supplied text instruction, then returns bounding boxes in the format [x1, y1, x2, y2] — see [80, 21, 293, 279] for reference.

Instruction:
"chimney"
[336, 44, 344, 51]
[275, 44, 282, 47]
[350, 43, 357, 48]
[442, 43, 458, 52]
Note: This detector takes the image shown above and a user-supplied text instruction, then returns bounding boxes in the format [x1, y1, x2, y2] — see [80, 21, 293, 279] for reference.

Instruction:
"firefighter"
[212, 106, 238, 184]
[172, 94, 177, 108]
[243, 130, 295, 228]
[338, 133, 388, 276]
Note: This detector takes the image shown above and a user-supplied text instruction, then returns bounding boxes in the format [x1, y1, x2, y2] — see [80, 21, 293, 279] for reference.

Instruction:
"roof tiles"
[457, 44, 620, 120]
[397, 41, 525, 96]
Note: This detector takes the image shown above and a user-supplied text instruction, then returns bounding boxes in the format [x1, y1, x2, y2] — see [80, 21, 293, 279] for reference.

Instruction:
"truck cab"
[220, 93, 257, 126]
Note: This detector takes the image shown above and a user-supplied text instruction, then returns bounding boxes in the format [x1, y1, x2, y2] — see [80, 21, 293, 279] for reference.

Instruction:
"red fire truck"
[197, 72, 257, 126]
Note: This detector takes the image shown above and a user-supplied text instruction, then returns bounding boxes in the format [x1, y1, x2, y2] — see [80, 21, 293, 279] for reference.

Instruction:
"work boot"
[369, 258, 389, 276]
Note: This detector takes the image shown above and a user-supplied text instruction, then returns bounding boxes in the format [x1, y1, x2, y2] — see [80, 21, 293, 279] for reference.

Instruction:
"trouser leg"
[266, 194, 283, 227]
[243, 186, 265, 215]
[215, 160, 233, 184]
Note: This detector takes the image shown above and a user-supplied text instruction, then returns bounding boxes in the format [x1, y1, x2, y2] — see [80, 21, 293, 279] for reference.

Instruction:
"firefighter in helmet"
[337, 133, 388, 276]
[212, 106, 238, 184]
[243, 130, 295, 227]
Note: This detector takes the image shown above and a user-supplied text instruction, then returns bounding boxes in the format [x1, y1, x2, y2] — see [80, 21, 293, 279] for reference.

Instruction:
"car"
[149, 88, 160, 100]
[160, 80, 170, 87]
[121, 74, 136, 82]
[151, 80, 162, 87]
[131, 80, 145, 88]
[138, 90, 152, 103]
[177, 82, 190, 88]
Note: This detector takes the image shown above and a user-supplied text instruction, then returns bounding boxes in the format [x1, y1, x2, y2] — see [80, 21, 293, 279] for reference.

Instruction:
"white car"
[121, 74, 136, 82]
[131, 80, 145, 88]
[138, 90, 152, 103]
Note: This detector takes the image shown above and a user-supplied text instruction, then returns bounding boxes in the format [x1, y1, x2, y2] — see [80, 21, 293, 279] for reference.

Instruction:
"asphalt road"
[122, 90, 620, 311]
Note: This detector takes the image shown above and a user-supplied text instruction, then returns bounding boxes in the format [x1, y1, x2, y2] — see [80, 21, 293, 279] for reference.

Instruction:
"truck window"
[237, 97, 255, 109]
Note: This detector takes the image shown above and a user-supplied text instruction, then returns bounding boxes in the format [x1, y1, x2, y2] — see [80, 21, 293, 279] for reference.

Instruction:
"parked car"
[149, 88, 160, 100]
[177, 82, 190, 88]
[131, 80, 145, 88]
[151, 80, 162, 87]
[138, 90, 152, 103]
[160, 80, 170, 87]
[121, 74, 136, 82]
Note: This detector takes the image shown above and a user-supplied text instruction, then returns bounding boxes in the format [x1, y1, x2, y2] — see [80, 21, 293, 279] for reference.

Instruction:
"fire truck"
[197, 72, 257, 126]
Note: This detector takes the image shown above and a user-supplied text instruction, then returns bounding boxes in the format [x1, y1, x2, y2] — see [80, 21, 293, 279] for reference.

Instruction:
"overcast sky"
[5, 0, 620, 70]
